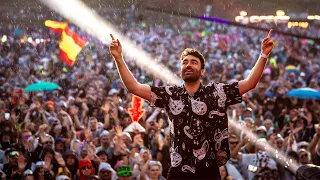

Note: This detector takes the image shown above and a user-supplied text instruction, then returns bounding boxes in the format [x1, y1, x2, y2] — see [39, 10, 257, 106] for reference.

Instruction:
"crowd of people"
[0, 7, 320, 180]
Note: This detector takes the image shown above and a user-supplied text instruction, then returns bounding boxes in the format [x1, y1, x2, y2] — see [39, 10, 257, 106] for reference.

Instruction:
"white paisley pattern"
[150, 82, 242, 177]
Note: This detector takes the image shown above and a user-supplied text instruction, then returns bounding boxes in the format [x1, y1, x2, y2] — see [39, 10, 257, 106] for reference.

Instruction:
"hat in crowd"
[99, 130, 109, 138]
[257, 126, 267, 133]
[78, 159, 94, 177]
[56, 175, 70, 180]
[140, 148, 148, 154]
[238, 102, 245, 108]
[46, 100, 55, 106]
[263, 111, 274, 120]
[36, 92, 44, 97]
[122, 132, 132, 142]
[55, 137, 65, 144]
[108, 89, 119, 96]
[56, 100, 67, 108]
[63, 149, 79, 161]
[298, 148, 309, 155]
[244, 117, 254, 124]
[98, 162, 114, 173]
[33, 161, 45, 171]
[276, 134, 284, 141]
[24, 169, 33, 176]
[245, 107, 253, 112]
[117, 165, 132, 177]
[297, 141, 310, 150]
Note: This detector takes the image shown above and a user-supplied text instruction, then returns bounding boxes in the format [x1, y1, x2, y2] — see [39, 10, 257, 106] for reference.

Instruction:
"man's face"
[98, 153, 108, 162]
[264, 121, 272, 130]
[90, 120, 97, 131]
[148, 129, 156, 138]
[244, 110, 252, 118]
[99, 169, 112, 180]
[44, 152, 53, 162]
[275, 139, 283, 149]
[257, 130, 267, 138]
[66, 156, 75, 166]
[149, 165, 160, 178]
[299, 152, 309, 164]
[81, 165, 92, 176]
[101, 136, 109, 146]
[8, 151, 19, 165]
[55, 141, 64, 151]
[180, 55, 203, 83]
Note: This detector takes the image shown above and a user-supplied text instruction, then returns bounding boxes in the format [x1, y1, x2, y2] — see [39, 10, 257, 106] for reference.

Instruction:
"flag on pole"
[45, 20, 87, 66]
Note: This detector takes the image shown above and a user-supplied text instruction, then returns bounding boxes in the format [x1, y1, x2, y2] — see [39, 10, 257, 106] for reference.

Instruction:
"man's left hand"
[261, 29, 274, 56]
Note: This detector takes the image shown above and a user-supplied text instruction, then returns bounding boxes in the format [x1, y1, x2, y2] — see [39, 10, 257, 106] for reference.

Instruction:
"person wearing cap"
[3, 149, 30, 180]
[256, 126, 267, 139]
[244, 107, 254, 119]
[117, 165, 132, 180]
[74, 159, 95, 180]
[33, 161, 53, 180]
[23, 169, 34, 180]
[87, 117, 101, 139]
[56, 175, 70, 180]
[55, 137, 66, 155]
[263, 119, 274, 136]
[121, 132, 132, 148]
[298, 149, 310, 165]
[109, 29, 274, 179]
[95, 130, 112, 157]
[274, 134, 284, 151]
[63, 149, 79, 178]
[44, 100, 56, 118]
[98, 162, 117, 180]
[297, 141, 310, 151]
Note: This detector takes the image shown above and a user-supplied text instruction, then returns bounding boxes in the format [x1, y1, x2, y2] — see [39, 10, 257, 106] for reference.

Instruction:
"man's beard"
[181, 68, 201, 83]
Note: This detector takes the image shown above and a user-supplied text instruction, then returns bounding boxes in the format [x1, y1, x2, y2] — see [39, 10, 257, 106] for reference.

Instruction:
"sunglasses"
[24, 135, 31, 140]
[82, 166, 92, 170]
[44, 141, 53, 145]
[100, 170, 112, 175]
[300, 154, 308, 158]
[300, 146, 308, 149]
[229, 141, 238, 145]
[10, 151, 20, 157]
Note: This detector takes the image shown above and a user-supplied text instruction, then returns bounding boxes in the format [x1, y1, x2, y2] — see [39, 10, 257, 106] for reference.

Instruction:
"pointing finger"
[110, 34, 115, 40]
[263, 38, 269, 44]
[267, 29, 273, 38]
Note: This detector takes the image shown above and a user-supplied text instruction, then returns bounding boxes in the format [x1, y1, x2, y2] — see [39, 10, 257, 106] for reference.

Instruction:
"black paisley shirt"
[150, 81, 242, 177]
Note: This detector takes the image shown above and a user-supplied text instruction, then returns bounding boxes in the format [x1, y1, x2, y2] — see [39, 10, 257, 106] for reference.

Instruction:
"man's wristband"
[260, 52, 268, 59]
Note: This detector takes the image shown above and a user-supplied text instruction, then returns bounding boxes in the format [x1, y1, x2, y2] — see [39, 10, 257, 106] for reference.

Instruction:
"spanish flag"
[45, 20, 87, 66]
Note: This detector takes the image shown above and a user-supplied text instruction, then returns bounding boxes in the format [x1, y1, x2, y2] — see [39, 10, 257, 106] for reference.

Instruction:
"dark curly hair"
[180, 48, 205, 69]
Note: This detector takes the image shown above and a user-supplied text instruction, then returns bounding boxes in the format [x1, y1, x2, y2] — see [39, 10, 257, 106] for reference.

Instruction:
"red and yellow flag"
[45, 20, 87, 66]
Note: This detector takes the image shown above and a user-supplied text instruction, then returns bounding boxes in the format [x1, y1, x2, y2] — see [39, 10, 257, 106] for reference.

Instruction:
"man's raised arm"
[109, 34, 151, 101]
[239, 29, 274, 95]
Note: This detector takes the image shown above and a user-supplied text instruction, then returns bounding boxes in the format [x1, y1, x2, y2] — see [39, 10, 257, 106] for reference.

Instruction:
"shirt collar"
[181, 82, 205, 96]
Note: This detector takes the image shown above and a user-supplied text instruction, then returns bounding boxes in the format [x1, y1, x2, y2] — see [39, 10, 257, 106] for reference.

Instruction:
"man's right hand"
[109, 34, 122, 59]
